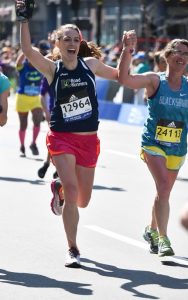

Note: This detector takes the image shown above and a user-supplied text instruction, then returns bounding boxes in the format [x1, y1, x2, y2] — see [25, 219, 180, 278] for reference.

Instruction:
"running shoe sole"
[143, 232, 158, 254]
[50, 180, 63, 216]
[65, 261, 81, 268]
[158, 248, 175, 257]
[65, 248, 81, 268]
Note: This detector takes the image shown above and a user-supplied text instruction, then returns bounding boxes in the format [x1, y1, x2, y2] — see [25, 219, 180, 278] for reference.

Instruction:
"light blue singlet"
[142, 72, 188, 156]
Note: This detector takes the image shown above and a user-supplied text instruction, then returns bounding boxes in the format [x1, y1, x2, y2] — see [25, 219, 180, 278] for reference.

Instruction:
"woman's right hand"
[15, 0, 35, 21]
[15, 0, 26, 13]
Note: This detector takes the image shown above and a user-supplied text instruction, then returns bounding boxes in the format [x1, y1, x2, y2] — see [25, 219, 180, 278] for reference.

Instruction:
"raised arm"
[15, 51, 26, 69]
[15, 1, 55, 83]
[118, 30, 157, 94]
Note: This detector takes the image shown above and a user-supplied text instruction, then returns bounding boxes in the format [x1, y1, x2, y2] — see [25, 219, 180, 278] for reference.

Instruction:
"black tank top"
[49, 58, 99, 132]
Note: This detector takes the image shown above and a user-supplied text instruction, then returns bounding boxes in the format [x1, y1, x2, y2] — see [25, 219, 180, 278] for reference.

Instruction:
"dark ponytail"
[78, 40, 102, 59]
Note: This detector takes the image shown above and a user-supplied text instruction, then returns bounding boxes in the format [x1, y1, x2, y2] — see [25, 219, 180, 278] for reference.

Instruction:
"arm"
[15, 51, 25, 69]
[40, 94, 51, 123]
[19, 22, 55, 84]
[84, 57, 118, 80]
[118, 30, 157, 94]
[0, 88, 9, 126]
[40, 77, 51, 123]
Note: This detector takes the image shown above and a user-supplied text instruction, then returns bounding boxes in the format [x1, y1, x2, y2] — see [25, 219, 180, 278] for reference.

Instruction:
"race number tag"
[60, 89, 92, 122]
[155, 119, 184, 144]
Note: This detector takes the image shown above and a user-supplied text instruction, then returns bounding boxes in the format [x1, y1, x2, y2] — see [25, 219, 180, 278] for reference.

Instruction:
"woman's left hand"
[122, 30, 137, 51]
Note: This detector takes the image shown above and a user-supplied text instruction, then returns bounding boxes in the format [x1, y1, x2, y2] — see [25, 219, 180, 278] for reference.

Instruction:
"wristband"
[18, 18, 29, 23]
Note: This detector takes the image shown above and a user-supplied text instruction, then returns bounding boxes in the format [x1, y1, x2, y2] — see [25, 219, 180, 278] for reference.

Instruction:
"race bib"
[60, 89, 92, 123]
[155, 119, 184, 144]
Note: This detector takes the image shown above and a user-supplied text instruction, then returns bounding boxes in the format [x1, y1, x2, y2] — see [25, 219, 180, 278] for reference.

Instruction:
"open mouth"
[67, 49, 76, 54]
[176, 60, 185, 66]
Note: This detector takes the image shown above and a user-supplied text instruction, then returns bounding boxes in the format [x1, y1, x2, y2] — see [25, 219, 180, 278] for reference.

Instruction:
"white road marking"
[85, 225, 188, 266]
[105, 149, 138, 159]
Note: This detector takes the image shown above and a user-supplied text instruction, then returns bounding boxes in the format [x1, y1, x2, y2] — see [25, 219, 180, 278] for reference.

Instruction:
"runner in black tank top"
[16, 5, 118, 267]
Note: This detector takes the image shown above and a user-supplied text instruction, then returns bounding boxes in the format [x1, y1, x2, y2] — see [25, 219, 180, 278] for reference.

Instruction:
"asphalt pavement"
[0, 94, 188, 300]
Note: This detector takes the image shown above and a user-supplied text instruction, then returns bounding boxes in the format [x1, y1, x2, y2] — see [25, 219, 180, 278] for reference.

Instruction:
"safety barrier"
[96, 77, 148, 126]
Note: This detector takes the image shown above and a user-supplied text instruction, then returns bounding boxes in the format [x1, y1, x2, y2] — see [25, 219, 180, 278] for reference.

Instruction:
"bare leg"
[18, 112, 28, 129]
[144, 152, 178, 236]
[52, 154, 95, 250]
[31, 107, 43, 143]
[18, 112, 28, 156]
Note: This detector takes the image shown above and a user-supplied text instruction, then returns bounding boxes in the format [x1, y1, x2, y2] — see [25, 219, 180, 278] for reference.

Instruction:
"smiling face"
[56, 26, 81, 62]
[164, 40, 188, 73]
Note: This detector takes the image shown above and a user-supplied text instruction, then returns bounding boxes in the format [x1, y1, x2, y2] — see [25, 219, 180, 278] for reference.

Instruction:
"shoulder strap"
[78, 57, 90, 70]
[54, 60, 63, 74]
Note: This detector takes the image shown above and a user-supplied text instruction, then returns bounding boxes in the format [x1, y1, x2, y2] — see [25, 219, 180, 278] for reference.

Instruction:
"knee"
[64, 183, 78, 202]
[63, 183, 91, 208]
[78, 200, 90, 208]
[156, 179, 171, 199]
[33, 120, 41, 127]
[33, 110, 43, 126]
[77, 192, 92, 208]
[20, 124, 27, 130]
[20, 119, 27, 130]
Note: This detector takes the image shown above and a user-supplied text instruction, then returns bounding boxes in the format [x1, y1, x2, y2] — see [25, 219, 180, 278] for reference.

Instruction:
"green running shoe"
[158, 236, 175, 257]
[143, 225, 159, 254]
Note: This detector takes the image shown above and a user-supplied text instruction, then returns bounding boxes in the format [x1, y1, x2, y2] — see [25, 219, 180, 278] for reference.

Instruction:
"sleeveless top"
[0, 72, 10, 94]
[17, 60, 43, 96]
[49, 58, 99, 132]
[142, 72, 188, 156]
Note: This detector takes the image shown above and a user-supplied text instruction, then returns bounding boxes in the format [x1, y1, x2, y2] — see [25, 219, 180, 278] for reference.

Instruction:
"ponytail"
[78, 40, 102, 59]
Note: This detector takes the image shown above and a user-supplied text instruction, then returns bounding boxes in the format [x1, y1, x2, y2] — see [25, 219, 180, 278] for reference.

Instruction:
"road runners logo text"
[61, 78, 88, 89]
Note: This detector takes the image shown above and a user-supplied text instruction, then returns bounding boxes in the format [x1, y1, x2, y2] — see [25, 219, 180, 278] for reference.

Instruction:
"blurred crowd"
[0, 35, 187, 104]
[0, 38, 51, 92]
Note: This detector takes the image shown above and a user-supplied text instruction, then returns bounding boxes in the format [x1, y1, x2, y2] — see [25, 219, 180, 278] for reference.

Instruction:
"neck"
[62, 57, 78, 70]
[165, 70, 183, 90]
[165, 67, 184, 80]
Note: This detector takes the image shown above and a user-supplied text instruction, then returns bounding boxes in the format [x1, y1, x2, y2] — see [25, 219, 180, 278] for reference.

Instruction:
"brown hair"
[154, 51, 165, 65]
[163, 39, 188, 58]
[51, 24, 102, 60]
[78, 40, 102, 59]
[55, 24, 83, 41]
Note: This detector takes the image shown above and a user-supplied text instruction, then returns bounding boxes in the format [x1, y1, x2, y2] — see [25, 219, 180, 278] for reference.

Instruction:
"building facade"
[0, 0, 188, 48]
